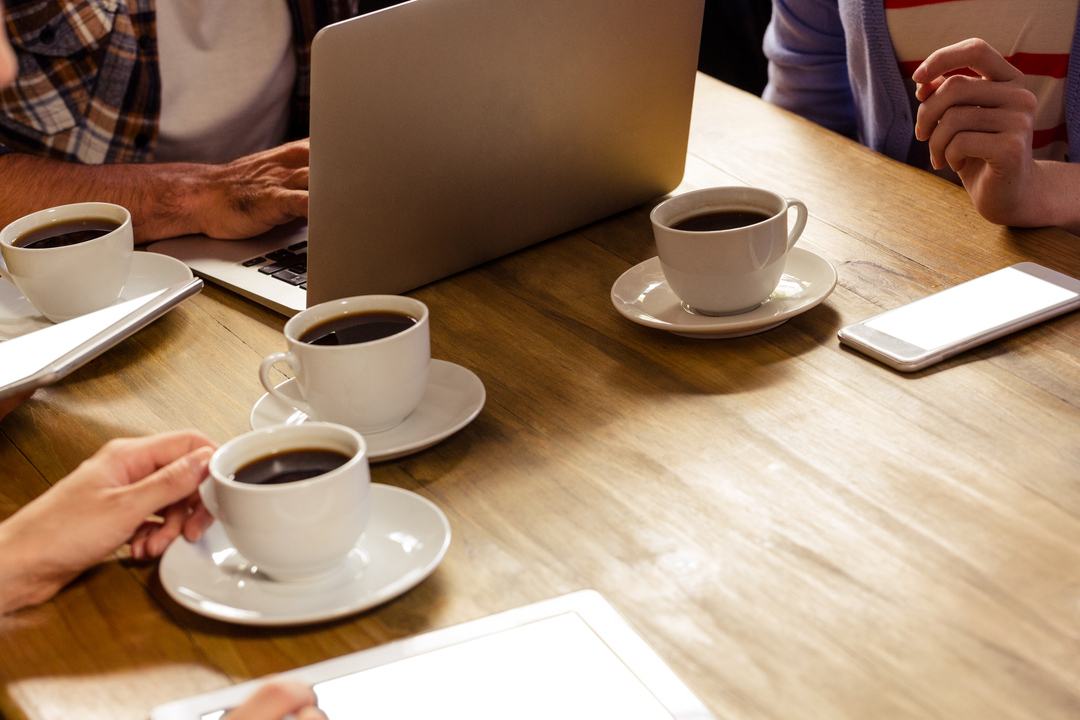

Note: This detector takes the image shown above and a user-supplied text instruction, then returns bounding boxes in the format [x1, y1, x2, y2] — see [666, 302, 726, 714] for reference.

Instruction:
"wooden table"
[4, 72, 1080, 720]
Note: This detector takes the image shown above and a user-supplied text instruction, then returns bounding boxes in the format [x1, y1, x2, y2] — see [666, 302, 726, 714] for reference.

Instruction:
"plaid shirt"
[0, 0, 360, 164]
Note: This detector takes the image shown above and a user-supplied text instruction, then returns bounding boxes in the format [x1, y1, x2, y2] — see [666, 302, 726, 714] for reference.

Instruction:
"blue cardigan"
[762, 0, 1080, 164]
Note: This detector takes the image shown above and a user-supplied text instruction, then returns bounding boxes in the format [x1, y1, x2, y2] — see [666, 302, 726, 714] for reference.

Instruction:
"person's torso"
[0, 0, 358, 164]
[885, 0, 1077, 170]
[153, 0, 296, 164]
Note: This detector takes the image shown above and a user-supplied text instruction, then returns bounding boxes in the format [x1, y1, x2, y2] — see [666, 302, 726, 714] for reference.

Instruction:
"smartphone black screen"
[868, 269, 1071, 349]
[203, 617, 665, 716]
[0, 293, 157, 388]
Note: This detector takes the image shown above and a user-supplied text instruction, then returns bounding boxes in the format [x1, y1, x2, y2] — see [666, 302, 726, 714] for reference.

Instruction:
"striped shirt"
[885, 0, 1078, 164]
[0, 0, 360, 165]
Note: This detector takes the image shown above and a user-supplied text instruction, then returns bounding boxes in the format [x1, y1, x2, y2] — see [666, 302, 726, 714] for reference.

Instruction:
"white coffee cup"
[651, 186, 808, 316]
[201, 422, 370, 583]
[259, 295, 430, 434]
[0, 202, 134, 323]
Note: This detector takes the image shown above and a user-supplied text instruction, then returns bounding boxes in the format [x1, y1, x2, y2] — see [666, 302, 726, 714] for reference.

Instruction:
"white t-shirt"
[886, 0, 1077, 166]
[153, 0, 297, 164]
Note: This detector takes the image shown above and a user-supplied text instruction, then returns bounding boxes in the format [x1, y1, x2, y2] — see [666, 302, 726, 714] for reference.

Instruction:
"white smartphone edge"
[838, 262, 1080, 372]
[0, 277, 203, 401]
[149, 590, 717, 720]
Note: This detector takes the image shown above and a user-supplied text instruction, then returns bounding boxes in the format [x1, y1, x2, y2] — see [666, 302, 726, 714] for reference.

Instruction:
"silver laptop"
[148, 0, 705, 316]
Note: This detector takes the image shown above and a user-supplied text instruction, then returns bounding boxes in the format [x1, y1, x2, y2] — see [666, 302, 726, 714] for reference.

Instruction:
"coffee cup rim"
[0, 202, 132, 251]
[209, 422, 367, 491]
[650, 186, 787, 233]
[282, 294, 429, 347]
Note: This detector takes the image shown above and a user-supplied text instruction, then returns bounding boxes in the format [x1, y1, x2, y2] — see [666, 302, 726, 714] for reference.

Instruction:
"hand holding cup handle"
[204, 423, 371, 583]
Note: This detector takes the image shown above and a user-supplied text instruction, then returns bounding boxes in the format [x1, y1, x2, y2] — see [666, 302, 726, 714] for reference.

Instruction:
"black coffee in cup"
[231, 448, 351, 485]
[299, 310, 417, 346]
[13, 217, 121, 249]
[672, 210, 772, 232]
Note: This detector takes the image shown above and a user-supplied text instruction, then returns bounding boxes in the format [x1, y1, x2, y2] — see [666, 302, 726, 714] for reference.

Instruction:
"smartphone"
[838, 262, 1080, 372]
[0, 278, 202, 400]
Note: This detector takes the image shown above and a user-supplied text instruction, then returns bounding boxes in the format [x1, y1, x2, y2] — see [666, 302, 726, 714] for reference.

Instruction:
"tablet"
[0, 277, 202, 401]
[151, 590, 717, 720]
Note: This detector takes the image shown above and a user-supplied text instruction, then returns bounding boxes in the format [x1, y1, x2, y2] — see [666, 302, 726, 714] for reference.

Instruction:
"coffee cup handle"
[259, 351, 316, 418]
[785, 198, 808, 252]
[0, 255, 14, 285]
[198, 478, 219, 519]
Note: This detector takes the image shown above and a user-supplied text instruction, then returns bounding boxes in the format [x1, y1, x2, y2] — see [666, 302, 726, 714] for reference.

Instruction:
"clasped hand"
[913, 38, 1045, 227]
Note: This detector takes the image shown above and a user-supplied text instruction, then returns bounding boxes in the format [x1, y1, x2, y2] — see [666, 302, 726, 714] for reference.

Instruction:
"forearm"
[0, 153, 216, 242]
[0, 139, 309, 242]
[0, 516, 57, 614]
[1026, 160, 1080, 236]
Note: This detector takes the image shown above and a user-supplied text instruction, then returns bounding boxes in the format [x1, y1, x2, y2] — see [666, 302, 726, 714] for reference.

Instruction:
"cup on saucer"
[202, 422, 371, 583]
[651, 186, 807, 317]
[0, 202, 134, 323]
[259, 295, 430, 434]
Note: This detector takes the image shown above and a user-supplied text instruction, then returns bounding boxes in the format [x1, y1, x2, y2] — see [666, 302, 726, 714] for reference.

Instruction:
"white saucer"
[610, 247, 838, 339]
[251, 359, 485, 462]
[159, 484, 451, 626]
[0, 252, 193, 340]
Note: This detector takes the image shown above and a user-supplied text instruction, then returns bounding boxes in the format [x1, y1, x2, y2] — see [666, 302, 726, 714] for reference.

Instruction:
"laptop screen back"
[306, 0, 705, 305]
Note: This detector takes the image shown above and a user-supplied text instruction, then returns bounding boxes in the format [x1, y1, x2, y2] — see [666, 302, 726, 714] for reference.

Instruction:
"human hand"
[224, 681, 327, 720]
[0, 3, 15, 89]
[193, 139, 310, 240]
[912, 38, 1042, 226]
[0, 430, 217, 614]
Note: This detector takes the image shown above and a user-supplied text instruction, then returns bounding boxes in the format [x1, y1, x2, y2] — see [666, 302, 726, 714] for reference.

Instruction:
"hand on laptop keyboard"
[193, 139, 311, 240]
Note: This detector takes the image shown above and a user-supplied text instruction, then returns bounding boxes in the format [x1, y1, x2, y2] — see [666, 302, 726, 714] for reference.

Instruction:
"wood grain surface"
[3, 73, 1080, 720]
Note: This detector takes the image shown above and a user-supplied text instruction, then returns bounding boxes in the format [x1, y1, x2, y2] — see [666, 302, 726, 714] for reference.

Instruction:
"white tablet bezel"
[0, 277, 203, 401]
[150, 590, 716, 720]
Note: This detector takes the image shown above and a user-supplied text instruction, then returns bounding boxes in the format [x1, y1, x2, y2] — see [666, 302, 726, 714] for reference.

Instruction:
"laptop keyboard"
[241, 240, 309, 289]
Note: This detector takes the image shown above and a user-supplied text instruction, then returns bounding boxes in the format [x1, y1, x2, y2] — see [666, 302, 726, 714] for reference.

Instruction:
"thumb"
[225, 681, 319, 720]
[121, 446, 214, 516]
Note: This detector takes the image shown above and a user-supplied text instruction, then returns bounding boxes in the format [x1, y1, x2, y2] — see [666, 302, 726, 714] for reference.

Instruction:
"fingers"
[909, 39, 1036, 177]
[930, 107, 1032, 171]
[143, 493, 204, 557]
[941, 129, 1024, 175]
[129, 520, 159, 561]
[97, 429, 217, 484]
[183, 502, 215, 543]
[225, 681, 321, 720]
[278, 139, 310, 169]
[285, 167, 309, 191]
[119, 446, 214, 523]
[236, 138, 309, 170]
[914, 75, 1032, 142]
[278, 188, 309, 220]
[913, 38, 1023, 87]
